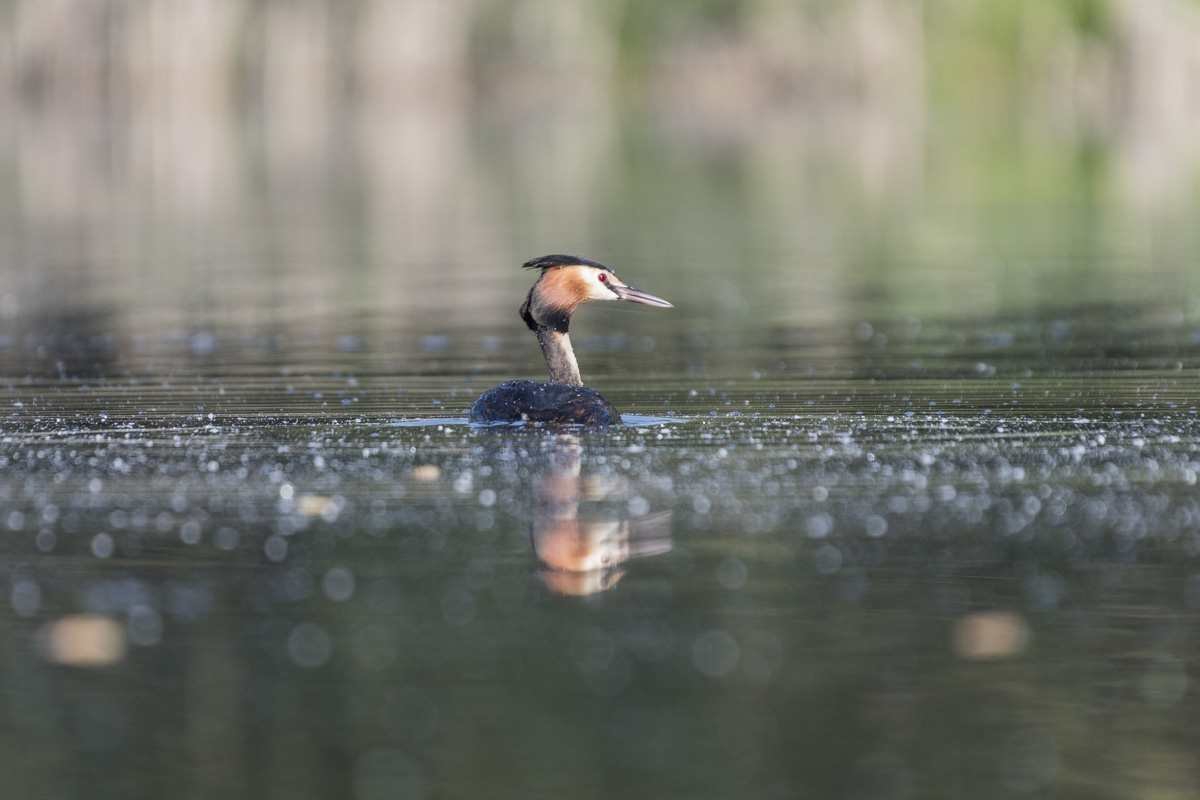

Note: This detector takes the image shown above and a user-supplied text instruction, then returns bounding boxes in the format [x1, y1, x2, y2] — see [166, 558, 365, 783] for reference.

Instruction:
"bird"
[469, 254, 672, 426]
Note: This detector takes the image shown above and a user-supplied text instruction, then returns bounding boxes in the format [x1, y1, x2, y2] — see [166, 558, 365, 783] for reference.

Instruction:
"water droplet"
[91, 533, 115, 559]
[864, 514, 888, 537]
[264, 535, 288, 562]
[214, 527, 240, 550]
[11, 579, 41, 617]
[717, 557, 748, 590]
[692, 629, 739, 677]
[814, 544, 842, 574]
[179, 521, 202, 545]
[287, 622, 332, 668]
[127, 606, 163, 647]
[323, 567, 356, 602]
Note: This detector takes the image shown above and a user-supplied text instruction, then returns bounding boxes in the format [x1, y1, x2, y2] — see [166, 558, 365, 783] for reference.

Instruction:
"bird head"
[519, 255, 673, 333]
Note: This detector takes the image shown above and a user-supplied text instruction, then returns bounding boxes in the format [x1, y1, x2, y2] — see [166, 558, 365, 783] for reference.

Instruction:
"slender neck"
[536, 327, 583, 386]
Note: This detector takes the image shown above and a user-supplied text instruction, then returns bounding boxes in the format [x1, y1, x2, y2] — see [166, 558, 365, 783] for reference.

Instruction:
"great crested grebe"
[469, 255, 672, 426]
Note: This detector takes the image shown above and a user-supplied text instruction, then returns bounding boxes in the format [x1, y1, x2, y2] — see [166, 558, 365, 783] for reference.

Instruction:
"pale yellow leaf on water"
[298, 495, 333, 516]
[412, 465, 441, 482]
[953, 611, 1031, 661]
[295, 494, 345, 521]
[38, 615, 127, 667]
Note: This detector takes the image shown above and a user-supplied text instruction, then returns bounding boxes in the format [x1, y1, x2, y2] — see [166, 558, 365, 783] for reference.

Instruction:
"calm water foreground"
[3, 306, 1200, 799]
[4, 120, 1200, 798]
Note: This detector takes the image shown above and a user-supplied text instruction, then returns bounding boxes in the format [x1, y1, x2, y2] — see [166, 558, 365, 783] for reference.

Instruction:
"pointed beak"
[609, 284, 673, 308]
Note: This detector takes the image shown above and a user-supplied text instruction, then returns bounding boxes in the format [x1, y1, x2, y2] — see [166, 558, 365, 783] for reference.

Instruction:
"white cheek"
[587, 280, 617, 301]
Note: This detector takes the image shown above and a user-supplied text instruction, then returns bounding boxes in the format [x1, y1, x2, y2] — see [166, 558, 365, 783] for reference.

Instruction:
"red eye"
[598, 272, 607, 282]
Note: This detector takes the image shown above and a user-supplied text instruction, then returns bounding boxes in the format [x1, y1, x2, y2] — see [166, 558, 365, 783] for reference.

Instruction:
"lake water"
[3, 113, 1200, 798]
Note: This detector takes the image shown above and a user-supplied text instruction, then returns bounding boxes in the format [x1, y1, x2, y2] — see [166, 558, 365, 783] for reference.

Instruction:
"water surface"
[3, 116, 1200, 799]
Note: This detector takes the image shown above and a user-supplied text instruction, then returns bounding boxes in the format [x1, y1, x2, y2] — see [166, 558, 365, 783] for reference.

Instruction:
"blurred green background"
[1, 0, 1199, 343]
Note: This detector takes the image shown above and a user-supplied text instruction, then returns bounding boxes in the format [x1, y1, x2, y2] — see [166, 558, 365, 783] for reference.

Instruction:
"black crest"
[522, 254, 610, 272]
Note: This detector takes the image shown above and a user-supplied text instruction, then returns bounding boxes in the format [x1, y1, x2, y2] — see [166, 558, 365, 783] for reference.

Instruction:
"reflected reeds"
[2, 0, 1199, 337]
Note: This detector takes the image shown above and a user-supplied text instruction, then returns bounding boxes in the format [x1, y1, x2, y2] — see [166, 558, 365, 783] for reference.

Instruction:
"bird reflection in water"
[531, 436, 672, 595]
